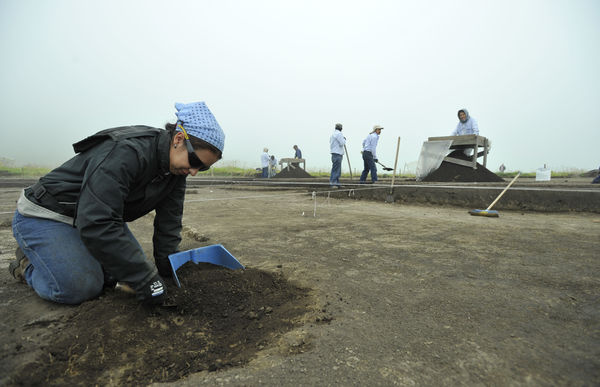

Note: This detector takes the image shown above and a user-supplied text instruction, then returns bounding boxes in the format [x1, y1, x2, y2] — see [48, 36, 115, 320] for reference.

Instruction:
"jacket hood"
[458, 108, 470, 123]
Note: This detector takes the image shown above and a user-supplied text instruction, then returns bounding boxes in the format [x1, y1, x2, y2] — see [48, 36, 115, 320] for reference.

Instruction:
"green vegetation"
[198, 165, 258, 177]
[0, 162, 51, 178]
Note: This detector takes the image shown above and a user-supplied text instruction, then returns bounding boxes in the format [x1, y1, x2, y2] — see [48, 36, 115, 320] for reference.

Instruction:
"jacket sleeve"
[451, 123, 460, 136]
[75, 141, 156, 288]
[471, 119, 479, 135]
[153, 177, 186, 261]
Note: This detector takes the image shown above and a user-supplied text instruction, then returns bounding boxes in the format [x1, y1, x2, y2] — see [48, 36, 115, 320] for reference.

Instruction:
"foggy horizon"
[1, 0, 598, 174]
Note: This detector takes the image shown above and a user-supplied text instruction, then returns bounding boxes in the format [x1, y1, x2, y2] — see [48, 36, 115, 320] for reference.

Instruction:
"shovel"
[168, 244, 245, 287]
[376, 161, 393, 171]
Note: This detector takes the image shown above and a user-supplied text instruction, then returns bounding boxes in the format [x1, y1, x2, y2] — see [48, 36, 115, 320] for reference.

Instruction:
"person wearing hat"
[360, 125, 383, 183]
[329, 123, 346, 188]
[9, 102, 224, 305]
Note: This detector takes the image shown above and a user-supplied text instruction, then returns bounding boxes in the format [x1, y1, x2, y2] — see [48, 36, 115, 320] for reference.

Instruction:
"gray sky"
[1, 0, 599, 173]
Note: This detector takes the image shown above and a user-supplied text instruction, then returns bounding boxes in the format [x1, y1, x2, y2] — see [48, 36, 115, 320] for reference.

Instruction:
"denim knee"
[50, 274, 104, 304]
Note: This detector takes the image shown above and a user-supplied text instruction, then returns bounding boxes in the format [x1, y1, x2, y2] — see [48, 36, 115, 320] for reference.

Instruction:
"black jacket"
[25, 126, 186, 287]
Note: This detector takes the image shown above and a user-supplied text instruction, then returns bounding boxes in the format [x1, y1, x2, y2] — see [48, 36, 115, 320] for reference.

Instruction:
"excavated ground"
[0, 180, 599, 386]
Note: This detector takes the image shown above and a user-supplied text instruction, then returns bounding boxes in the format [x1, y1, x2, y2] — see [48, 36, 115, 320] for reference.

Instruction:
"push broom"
[469, 172, 520, 217]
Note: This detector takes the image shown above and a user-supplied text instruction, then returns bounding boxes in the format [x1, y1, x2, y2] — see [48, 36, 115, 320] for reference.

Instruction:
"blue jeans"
[12, 211, 140, 304]
[360, 151, 377, 182]
[330, 153, 343, 186]
[262, 167, 268, 178]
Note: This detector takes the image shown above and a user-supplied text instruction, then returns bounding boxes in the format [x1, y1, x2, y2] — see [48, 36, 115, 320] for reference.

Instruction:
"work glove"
[374, 159, 378, 162]
[135, 274, 167, 305]
[155, 257, 173, 278]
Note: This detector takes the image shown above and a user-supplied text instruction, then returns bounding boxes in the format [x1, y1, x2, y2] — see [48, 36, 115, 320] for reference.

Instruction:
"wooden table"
[427, 135, 489, 169]
[279, 158, 306, 171]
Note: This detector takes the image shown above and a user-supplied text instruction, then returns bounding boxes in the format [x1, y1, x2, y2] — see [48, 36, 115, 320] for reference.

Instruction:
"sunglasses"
[177, 124, 210, 171]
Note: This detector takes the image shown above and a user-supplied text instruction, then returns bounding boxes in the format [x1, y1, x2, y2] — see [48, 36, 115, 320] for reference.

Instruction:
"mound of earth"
[581, 169, 599, 177]
[423, 151, 504, 182]
[8, 263, 317, 386]
[273, 167, 313, 178]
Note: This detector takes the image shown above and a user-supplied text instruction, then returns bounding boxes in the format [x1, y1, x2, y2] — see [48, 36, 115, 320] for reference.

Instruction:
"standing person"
[261, 148, 270, 178]
[592, 165, 600, 184]
[8, 101, 225, 305]
[293, 145, 302, 159]
[499, 163, 506, 173]
[360, 125, 383, 184]
[329, 123, 346, 188]
[291, 145, 302, 169]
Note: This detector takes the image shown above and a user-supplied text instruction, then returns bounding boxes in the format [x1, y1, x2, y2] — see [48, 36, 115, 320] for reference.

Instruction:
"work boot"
[8, 247, 29, 283]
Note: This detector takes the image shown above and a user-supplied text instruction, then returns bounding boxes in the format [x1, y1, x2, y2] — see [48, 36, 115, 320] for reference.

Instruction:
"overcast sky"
[1, 0, 599, 173]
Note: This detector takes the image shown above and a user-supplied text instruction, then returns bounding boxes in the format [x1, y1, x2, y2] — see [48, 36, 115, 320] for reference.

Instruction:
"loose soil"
[1, 183, 599, 386]
[7, 263, 314, 386]
[423, 151, 504, 182]
[274, 167, 313, 178]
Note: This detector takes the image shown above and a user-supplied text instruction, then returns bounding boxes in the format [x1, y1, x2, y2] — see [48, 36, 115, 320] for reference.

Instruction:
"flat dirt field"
[1, 182, 599, 386]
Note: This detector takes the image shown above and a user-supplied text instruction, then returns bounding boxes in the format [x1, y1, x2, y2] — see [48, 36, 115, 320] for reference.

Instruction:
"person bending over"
[9, 101, 224, 305]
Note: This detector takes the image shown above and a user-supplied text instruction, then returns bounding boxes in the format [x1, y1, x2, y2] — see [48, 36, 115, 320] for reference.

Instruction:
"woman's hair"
[165, 123, 222, 159]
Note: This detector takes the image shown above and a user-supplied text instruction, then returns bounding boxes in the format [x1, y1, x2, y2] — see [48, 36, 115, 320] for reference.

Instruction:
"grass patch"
[0, 162, 51, 178]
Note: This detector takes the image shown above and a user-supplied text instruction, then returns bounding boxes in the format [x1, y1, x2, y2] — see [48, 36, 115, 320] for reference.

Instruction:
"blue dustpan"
[168, 244, 245, 287]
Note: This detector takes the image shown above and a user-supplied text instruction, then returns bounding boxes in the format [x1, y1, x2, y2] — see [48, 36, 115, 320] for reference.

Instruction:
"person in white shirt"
[360, 125, 383, 183]
[260, 148, 270, 178]
[329, 123, 346, 188]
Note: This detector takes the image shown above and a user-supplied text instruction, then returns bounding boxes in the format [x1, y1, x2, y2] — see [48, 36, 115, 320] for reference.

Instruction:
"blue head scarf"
[175, 102, 225, 152]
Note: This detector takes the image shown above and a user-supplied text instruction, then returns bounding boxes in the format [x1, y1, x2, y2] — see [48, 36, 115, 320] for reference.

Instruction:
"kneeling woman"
[10, 101, 224, 305]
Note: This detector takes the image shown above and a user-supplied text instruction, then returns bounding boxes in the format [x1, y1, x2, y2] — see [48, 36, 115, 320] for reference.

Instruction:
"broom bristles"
[469, 209, 499, 217]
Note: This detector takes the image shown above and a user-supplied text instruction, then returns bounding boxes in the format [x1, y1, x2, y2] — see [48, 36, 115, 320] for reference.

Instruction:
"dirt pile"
[423, 151, 504, 182]
[273, 167, 313, 178]
[8, 264, 318, 386]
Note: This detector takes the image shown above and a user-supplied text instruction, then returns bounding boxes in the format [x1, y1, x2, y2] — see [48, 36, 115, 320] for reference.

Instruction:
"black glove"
[374, 159, 378, 162]
[155, 257, 173, 278]
[136, 274, 167, 305]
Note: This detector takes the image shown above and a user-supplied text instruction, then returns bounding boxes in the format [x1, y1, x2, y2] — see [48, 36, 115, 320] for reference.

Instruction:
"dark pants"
[262, 167, 268, 178]
[360, 151, 377, 182]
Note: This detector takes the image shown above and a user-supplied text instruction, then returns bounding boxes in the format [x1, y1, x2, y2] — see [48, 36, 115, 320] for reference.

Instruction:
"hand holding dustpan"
[168, 244, 245, 287]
